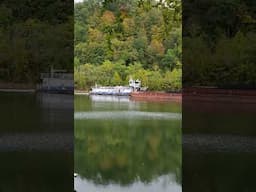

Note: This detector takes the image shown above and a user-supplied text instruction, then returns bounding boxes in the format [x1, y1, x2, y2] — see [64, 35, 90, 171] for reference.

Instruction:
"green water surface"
[74, 95, 182, 192]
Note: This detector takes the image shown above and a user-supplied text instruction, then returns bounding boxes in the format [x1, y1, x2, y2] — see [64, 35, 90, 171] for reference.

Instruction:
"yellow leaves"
[151, 25, 164, 41]
[88, 28, 104, 42]
[101, 10, 116, 26]
[122, 18, 135, 34]
[148, 39, 165, 56]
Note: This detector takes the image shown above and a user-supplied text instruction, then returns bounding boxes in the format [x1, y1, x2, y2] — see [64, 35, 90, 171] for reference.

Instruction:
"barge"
[130, 91, 182, 102]
[89, 78, 181, 101]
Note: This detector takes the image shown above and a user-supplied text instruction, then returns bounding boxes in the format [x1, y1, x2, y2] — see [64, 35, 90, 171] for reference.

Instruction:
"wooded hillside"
[75, 0, 182, 91]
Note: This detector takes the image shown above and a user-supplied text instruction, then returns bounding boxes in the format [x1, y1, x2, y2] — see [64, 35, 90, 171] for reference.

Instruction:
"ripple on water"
[74, 111, 181, 120]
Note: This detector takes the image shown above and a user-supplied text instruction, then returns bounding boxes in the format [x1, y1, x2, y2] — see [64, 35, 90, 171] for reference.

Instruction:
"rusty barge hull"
[130, 92, 181, 102]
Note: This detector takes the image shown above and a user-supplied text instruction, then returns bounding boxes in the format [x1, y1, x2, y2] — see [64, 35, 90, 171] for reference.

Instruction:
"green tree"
[74, 0, 182, 91]
[111, 71, 122, 85]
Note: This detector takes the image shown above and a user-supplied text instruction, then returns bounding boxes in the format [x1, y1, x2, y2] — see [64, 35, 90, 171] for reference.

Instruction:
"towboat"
[89, 79, 143, 96]
[90, 86, 133, 96]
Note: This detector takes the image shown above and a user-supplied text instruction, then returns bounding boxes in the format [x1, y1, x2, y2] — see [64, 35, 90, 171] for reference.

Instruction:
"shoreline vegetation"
[74, 0, 182, 92]
[0, 81, 35, 89]
[0, 0, 73, 86]
[0, 81, 36, 92]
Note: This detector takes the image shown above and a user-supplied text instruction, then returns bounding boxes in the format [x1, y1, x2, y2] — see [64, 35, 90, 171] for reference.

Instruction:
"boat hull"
[130, 92, 181, 102]
[89, 92, 131, 96]
[90, 86, 132, 96]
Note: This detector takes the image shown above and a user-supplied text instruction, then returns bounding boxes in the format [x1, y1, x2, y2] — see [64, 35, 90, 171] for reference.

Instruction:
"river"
[0, 92, 73, 192]
[74, 95, 182, 192]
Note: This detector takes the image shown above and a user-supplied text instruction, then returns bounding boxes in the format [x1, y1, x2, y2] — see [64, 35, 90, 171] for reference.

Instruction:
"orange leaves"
[88, 28, 104, 42]
[101, 10, 116, 26]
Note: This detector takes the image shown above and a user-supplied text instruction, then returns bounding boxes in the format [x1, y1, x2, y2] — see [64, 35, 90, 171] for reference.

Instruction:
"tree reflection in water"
[75, 95, 181, 190]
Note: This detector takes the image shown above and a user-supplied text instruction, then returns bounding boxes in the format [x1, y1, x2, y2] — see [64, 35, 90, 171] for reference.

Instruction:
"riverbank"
[0, 89, 35, 93]
[0, 82, 35, 88]
[74, 90, 89, 95]
[183, 88, 256, 104]
[0, 82, 36, 93]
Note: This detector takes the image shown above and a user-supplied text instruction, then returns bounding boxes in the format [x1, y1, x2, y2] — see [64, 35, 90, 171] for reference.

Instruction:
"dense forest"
[75, 0, 182, 91]
[183, 0, 256, 88]
[0, 0, 73, 84]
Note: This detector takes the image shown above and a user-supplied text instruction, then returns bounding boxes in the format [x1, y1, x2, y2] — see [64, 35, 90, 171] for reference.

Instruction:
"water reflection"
[75, 95, 181, 192]
[183, 94, 256, 192]
[75, 174, 181, 192]
[90, 95, 141, 111]
[90, 95, 130, 103]
[0, 92, 73, 133]
[0, 92, 73, 192]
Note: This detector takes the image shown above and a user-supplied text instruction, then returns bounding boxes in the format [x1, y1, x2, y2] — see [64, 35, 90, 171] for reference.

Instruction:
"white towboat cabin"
[90, 78, 142, 96]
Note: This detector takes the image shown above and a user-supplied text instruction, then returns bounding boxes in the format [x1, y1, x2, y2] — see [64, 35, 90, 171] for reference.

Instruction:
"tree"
[111, 71, 122, 85]
[74, 0, 182, 91]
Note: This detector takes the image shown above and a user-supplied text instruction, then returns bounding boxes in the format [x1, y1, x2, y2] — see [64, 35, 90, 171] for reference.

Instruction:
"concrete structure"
[38, 69, 74, 94]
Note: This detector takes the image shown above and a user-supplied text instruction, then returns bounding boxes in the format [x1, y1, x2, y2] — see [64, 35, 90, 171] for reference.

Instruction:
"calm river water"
[0, 92, 73, 192]
[74, 95, 182, 192]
